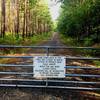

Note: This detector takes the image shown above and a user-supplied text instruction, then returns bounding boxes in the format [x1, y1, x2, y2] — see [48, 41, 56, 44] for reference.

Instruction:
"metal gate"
[0, 45, 100, 91]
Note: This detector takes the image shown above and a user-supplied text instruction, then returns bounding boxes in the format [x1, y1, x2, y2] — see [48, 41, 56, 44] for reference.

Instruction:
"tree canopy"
[57, 0, 100, 45]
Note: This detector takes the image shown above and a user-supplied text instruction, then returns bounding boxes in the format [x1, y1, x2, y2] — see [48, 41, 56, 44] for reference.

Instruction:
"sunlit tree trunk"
[14, 0, 20, 38]
[15, 0, 19, 37]
[22, 0, 27, 39]
[28, 8, 32, 37]
[1, 0, 6, 37]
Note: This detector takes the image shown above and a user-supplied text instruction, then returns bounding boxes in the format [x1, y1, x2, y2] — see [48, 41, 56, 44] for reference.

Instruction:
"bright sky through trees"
[47, 0, 61, 21]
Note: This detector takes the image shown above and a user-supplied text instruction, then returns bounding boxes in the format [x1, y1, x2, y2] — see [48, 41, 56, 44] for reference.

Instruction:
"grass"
[0, 32, 52, 45]
[60, 34, 78, 46]
[0, 32, 52, 54]
[93, 60, 100, 67]
[0, 31, 52, 69]
[59, 34, 88, 56]
[60, 33, 100, 58]
[60, 33, 100, 47]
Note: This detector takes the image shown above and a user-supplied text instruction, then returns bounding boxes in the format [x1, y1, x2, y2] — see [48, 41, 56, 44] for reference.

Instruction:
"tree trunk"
[15, 0, 19, 38]
[28, 8, 32, 37]
[22, 0, 27, 39]
[1, 0, 6, 38]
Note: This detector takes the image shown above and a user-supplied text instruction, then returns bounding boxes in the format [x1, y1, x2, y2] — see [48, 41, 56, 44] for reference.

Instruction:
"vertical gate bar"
[46, 47, 49, 56]
[33, 57, 34, 77]
[46, 47, 49, 86]
[65, 58, 68, 78]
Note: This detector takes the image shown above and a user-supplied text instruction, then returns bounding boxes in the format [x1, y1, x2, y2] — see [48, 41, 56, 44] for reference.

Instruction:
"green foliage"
[60, 34, 78, 46]
[83, 37, 93, 46]
[57, 0, 100, 46]
[0, 0, 53, 39]
[29, 0, 37, 5]
[0, 32, 51, 45]
[93, 60, 100, 67]
[0, 32, 52, 54]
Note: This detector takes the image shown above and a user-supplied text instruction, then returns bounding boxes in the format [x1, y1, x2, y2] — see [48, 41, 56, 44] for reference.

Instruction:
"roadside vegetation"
[0, 32, 52, 45]
[57, 0, 100, 46]
[57, 0, 100, 68]
[0, 0, 53, 45]
[0, 0, 53, 54]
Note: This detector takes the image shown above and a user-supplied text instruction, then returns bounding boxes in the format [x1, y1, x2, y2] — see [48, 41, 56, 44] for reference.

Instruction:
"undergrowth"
[0, 32, 52, 54]
[0, 32, 51, 45]
[60, 33, 100, 67]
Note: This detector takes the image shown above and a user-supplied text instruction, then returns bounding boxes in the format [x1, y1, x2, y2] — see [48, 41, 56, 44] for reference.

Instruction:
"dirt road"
[40, 32, 63, 46]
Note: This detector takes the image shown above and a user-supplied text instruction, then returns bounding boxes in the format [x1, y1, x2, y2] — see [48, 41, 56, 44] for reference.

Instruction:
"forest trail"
[27, 32, 67, 55]
[28, 32, 74, 56]
[38, 32, 64, 46]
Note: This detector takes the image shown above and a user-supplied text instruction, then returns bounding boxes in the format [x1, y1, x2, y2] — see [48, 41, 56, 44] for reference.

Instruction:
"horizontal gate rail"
[65, 66, 100, 69]
[0, 64, 100, 70]
[0, 84, 99, 91]
[0, 45, 100, 50]
[65, 74, 100, 78]
[0, 78, 99, 91]
[0, 72, 33, 75]
[0, 64, 32, 67]
[0, 79, 100, 84]
[0, 72, 99, 77]
[0, 56, 32, 58]
[0, 56, 100, 60]
[65, 57, 100, 60]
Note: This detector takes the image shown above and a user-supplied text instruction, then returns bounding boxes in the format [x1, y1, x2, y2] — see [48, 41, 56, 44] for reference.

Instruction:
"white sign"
[33, 56, 65, 78]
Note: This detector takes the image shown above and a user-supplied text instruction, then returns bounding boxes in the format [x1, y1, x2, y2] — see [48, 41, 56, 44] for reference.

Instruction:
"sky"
[47, 0, 61, 21]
